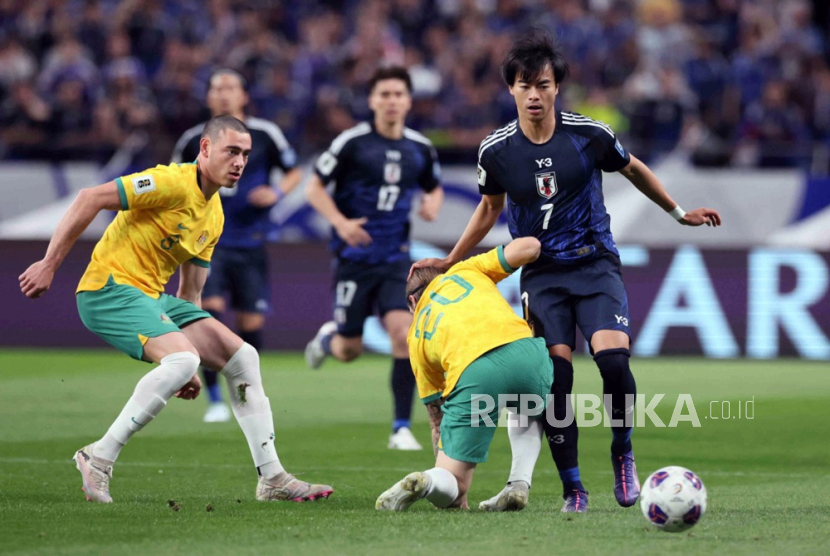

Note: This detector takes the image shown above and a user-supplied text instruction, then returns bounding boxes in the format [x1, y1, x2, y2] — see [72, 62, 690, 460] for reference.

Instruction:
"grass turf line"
[0, 349, 828, 555]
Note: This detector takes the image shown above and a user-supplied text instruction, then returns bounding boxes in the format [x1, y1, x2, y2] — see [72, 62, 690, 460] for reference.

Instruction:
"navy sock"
[390, 358, 415, 431]
[594, 348, 636, 456]
[543, 356, 580, 479]
[202, 368, 222, 403]
[559, 466, 585, 494]
[202, 309, 224, 403]
[239, 329, 263, 351]
[321, 332, 334, 355]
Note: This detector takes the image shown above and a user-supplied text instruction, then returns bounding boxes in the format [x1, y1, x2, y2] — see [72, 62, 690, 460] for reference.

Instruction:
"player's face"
[206, 129, 252, 187]
[509, 65, 559, 123]
[207, 74, 249, 117]
[369, 79, 412, 125]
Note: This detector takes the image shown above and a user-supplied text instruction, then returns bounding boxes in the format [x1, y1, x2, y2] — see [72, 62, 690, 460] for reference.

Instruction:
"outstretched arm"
[418, 186, 444, 222]
[619, 155, 721, 227]
[19, 182, 121, 299]
[411, 193, 505, 277]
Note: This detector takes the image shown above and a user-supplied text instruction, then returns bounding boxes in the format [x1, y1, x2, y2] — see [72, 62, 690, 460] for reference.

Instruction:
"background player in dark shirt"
[414, 32, 721, 513]
[304, 66, 444, 451]
[172, 70, 302, 423]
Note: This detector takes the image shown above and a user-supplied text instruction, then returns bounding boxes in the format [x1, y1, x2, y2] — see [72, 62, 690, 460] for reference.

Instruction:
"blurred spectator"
[0, 0, 825, 172]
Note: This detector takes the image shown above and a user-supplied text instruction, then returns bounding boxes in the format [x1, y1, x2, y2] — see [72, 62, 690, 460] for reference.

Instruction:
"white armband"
[668, 206, 686, 221]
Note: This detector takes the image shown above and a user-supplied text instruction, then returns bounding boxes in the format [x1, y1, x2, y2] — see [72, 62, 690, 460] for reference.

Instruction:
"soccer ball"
[640, 466, 707, 533]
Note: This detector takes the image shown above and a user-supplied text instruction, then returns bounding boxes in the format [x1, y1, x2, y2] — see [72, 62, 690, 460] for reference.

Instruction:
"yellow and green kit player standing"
[19, 115, 333, 504]
[376, 237, 552, 511]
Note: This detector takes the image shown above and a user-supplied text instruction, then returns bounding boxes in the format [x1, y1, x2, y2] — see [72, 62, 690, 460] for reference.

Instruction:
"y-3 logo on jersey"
[535, 158, 552, 168]
[534, 171, 558, 199]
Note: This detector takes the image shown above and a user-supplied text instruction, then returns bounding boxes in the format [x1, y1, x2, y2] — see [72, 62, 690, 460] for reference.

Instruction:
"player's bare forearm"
[503, 237, 542, 268]
[20, 182, 121, 298]
[279, 167, 303, 196]
[426, 398, 444, 457]
[418, 186, 444, 222]
[305, 173, 372, 247]
[618, 155, 677, 212]
[305, 174, 348, 228]
[619, 155, 722, 227]
[446, 194, 505, 265]
[177, 261, 208, 307]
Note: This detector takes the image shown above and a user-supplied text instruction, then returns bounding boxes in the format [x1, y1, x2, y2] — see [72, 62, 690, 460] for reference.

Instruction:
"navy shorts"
[202, 246, 270, 313]
[332, 258, 410, 337]
[520, 252, 630, 351]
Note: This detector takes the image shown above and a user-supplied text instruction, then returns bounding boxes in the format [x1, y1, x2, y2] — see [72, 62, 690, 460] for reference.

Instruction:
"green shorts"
[439, 337, 553, 464]
[76, 276, 212, 361]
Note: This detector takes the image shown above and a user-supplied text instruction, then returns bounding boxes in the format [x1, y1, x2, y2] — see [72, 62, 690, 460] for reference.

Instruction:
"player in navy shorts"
[304, 66, 444, 451]
[173, 69, 302, 423]
[414, 32, 721, 513]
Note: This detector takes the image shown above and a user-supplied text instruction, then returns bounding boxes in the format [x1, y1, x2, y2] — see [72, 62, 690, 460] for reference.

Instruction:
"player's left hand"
[681, 208, 722, 227]
[248, 185, 280, 208]
[19, 260, 56, 299]
[418, 193, 441, 222]
[174, 374, 202, 400]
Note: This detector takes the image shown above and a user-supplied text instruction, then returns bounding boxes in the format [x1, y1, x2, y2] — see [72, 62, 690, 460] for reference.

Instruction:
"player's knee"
[220, 342, 260, 379]
[161, 351, 201, 386]
[339, 344, 363, 362]
[594, 348, 632, 383]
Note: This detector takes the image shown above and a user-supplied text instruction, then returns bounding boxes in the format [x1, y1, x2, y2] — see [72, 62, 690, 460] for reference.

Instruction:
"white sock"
[424, 467, 459, 508]
[220, 343, 285, 477]
[506, 411, 543, 486]
[94, 352, 200, 462]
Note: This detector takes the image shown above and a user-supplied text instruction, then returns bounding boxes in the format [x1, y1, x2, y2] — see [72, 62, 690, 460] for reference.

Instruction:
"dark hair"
[368, 66, 412, 93]
[501, 29, 570, 86]
[406, 266, 442, 306]
[209, 68, 248, 91]
[201, 114, 250, 140]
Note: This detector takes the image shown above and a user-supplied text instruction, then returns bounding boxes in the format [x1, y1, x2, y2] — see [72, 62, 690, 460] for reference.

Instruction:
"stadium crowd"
[0, 0, 828, 170]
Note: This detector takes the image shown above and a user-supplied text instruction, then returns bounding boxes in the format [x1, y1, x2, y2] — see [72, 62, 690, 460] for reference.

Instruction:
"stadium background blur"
[1, 0, 829, 358]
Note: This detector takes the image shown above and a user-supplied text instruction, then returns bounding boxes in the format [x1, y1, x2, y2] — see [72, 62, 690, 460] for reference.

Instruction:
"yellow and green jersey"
[77, 163, 224, 298]
[407, 246, 533, 403]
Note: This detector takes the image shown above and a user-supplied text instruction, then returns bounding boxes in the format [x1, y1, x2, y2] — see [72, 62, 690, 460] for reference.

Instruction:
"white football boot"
[203, 402, 232, 423]
[375, 471, 431, 511]
[478, 481, 529, 511]
[388, 427, 423, 451]
[72, 444, 113, 503]
[256, 472, 333, 502]
[305, 321, 337, 369]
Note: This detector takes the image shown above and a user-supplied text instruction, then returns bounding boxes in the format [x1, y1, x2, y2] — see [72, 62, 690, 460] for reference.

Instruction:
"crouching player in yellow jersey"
[375, 237, 551, 511]
[19, 115, 332, 504]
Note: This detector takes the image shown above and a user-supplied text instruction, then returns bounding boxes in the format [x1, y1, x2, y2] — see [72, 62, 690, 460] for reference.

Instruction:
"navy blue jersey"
[314, 122, 441, 265]
[478, 111, 630, 264]
[172, 116, 297, 249]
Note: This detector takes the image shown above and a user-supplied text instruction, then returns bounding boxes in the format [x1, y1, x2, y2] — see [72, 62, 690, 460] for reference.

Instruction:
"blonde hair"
[406, 266, 442, 304]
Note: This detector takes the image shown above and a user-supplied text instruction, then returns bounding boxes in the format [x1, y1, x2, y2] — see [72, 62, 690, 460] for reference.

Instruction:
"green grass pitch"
[1, 349, 829, 555]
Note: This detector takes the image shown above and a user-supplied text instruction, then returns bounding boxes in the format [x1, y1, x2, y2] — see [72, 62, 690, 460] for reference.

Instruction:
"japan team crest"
[535, 171, 558, 199]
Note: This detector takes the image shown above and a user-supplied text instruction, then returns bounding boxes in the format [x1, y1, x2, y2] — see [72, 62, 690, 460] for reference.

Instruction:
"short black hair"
[201, 114, 250, 140]
[209, 68, 248, 91]
[502, 29, 570, 86]
[368, 66, 412, 93]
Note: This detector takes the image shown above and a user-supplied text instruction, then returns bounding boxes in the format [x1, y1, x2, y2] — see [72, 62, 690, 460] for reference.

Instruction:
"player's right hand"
[408, 257, 453, 280]
[335, 217, 372, 248]
[19, 260, 56, 299]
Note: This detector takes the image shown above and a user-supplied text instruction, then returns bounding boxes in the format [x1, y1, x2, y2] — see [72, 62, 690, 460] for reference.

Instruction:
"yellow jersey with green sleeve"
[76, 163, 224, 298]
[407, 245, 533, 404]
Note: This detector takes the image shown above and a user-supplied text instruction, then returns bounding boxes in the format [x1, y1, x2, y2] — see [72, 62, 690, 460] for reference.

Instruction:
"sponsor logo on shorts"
[197, 231, 209, 245]
[160, 313, 173, 324]
[131, 175, 156, 195]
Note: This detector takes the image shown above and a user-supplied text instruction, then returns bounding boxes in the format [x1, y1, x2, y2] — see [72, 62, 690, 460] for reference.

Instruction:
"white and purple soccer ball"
[640, 466, 707, 533]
